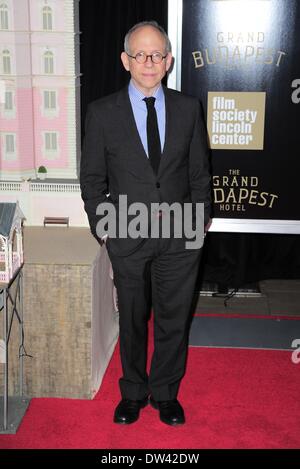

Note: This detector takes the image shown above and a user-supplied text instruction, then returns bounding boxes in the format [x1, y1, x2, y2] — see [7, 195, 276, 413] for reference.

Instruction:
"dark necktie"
[143, 97, 161, 175]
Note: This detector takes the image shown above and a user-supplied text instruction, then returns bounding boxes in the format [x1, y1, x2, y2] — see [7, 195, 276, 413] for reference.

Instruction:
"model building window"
[0, 3, 8, 30]
[2, 49, 11, 74]
[44, 131, 58, 154]
[4, 90, 13, 110]
[42, 6, 52, 31]
[44, 90, 56, 110]
[6, 133, 14, 152]
[3, 133, 16, 160]
[44, 50, 54, 74]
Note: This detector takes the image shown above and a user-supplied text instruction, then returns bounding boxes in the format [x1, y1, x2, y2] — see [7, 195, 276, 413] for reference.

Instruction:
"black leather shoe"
[113, 397, 149, 424]
[150, 396, 185, 426]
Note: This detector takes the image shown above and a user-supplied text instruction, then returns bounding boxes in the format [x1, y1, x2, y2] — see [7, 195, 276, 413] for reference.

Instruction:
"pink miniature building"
[0, 0, 80, 181]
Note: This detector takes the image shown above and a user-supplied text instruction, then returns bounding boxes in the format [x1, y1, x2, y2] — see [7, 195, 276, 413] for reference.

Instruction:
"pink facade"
[0, 0, 80, 180]
[1, 89, 35, 171]
[34, 88, 69, 169]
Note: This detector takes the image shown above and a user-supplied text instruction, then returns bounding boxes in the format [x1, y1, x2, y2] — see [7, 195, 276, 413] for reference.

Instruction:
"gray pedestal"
[0, 396, 30, 434]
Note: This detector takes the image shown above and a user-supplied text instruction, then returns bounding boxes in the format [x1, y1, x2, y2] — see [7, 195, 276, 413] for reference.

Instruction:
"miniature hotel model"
[0, 1, 118, 405]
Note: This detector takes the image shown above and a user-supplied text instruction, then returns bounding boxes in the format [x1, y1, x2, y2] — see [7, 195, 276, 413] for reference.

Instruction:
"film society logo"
[207, 92, 266, 150]
[213, 169, 278, 213]
[192, 31, 286, 69]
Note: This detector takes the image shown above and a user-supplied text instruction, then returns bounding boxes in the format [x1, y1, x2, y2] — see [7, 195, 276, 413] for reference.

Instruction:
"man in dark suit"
[80, 21, 211, 426]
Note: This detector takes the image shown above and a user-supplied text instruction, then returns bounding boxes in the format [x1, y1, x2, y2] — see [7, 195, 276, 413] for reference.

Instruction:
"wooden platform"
[1, 227, 119, 399]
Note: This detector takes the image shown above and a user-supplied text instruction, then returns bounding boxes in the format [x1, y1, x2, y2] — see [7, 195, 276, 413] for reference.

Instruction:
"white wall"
[0, 181, 89, 226]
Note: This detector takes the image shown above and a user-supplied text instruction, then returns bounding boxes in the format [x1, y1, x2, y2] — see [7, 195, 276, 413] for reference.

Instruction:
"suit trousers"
[106, 234, 202, 402]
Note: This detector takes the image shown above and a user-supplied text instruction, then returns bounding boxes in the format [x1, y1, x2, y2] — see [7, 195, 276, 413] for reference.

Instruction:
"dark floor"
[190, 280, 300, 350]
[194, 279, 300, 317]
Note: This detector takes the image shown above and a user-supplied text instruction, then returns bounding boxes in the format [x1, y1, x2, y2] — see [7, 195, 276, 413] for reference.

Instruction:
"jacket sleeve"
[188, 100, 212, 227]
[80, 103, 111, 244]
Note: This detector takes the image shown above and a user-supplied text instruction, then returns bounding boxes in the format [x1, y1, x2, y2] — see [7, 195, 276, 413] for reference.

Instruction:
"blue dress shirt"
[128, 80, 166, 157]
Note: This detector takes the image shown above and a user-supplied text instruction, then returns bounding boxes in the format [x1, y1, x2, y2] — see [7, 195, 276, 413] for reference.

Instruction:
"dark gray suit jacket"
[80, 85, 211, 256]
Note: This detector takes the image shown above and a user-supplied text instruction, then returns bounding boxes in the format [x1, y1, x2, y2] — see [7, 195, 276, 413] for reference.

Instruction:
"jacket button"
[156, 182, 160, 188]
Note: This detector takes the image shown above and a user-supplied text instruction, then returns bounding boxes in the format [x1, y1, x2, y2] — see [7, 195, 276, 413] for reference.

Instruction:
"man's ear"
[165, 53, 173, 73]
[121, 52, 130, 71]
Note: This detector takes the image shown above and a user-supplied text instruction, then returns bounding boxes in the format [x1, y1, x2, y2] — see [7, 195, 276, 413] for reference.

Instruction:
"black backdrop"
[181, 0, 300, 222]
[79, 0, 300, 290]
[79, 0, 168, 138]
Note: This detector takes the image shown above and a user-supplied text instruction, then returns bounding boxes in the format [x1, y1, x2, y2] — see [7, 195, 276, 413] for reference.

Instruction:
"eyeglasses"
[126, 52, 167, 64]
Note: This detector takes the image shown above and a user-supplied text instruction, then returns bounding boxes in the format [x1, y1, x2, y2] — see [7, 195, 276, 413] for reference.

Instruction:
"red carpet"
[1, 319, 300, 449]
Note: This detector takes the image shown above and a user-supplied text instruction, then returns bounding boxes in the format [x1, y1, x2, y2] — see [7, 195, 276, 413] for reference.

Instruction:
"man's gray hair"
[124, 21, 172, 55]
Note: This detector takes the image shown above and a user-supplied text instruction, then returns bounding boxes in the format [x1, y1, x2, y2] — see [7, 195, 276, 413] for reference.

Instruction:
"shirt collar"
[128, 80, 164, 109]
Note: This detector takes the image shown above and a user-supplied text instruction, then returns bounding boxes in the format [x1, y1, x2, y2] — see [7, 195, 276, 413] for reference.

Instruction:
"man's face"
[121, 26, 172, 96]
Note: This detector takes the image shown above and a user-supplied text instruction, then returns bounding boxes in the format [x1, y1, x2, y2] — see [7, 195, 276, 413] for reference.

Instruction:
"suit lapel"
[115, 85, 175, 180]
[158, 86, 173, 177]
[116, 87, 155, 177]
